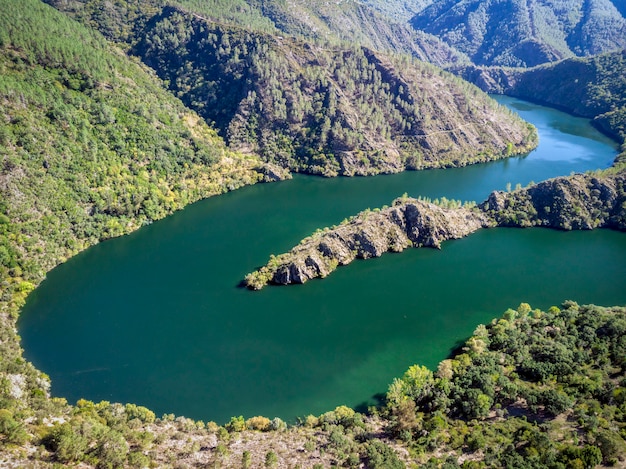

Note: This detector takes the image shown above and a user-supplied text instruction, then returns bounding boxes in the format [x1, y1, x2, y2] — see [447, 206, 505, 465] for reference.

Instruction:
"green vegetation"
[510, 51, 626, 147]
[0, 1, 624, 468]
[411, 0, 626, 67]
[5, 302, 621, 468]
[0, 0, 263, 447]
[45, 1, 533, 178]
[382, 301, 626, 467]
[131, 7, 534, 176]
[47, 0, 467, 67]
[0, 0, 263, 304]
[482, 170, 626, 230]
[458, 49, 626, 164]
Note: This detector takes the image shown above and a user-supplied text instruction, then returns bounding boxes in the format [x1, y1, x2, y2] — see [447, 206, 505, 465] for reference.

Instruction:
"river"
[18, 96, 626, 423]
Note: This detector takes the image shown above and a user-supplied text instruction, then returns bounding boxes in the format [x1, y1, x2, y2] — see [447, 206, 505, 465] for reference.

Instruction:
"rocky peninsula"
[245, 170, 626, 289]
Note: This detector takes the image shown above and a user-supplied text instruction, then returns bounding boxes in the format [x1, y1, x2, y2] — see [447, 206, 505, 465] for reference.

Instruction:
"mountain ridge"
[411, 0, 626, 67]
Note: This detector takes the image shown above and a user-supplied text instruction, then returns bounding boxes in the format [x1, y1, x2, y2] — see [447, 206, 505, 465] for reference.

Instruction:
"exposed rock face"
[245, 170, 626, 289]
[244, 198, 491, 289]
[256, 162, 293, 182]
[481, 172, 626, 230]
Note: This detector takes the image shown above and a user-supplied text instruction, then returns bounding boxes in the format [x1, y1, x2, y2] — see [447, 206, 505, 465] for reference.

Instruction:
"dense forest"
[134, 7, 535, 176]
[0, 0, 624, 467]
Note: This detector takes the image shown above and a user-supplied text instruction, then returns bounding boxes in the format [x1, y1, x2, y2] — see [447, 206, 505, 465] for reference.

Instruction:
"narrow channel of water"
[19, 97, 625, 423]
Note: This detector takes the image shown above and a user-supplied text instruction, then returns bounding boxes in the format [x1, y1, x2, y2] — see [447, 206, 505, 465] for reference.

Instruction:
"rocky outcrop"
[244, 198, 491, 289]
[245, 170, 626, 289]
[256, 161, 293, 182]
[481, 172, 626, 230]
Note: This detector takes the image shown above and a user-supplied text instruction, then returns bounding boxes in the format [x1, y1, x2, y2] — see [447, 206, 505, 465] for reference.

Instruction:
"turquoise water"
[19, 97, 625, 423]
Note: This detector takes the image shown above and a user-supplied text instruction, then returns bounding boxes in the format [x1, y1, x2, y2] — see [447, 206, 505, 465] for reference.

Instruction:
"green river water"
[19, 97, 626, 423]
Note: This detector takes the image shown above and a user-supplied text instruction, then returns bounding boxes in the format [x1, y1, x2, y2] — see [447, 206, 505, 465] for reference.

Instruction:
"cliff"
[246, 170, 626, 288]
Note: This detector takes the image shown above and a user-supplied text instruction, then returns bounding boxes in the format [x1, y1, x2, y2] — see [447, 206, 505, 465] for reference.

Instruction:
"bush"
[95, 430, 129, 469]
[365, 440, 405, 469]
[225, 415, 246, 432]
[43, 423, 89, 463]
[246, 416, 271, 431]
[0, 409, 28, 446]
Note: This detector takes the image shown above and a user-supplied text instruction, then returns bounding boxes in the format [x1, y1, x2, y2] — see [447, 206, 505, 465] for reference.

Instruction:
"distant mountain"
[359, 0, 434, 22]
[244, 0, 468, 67]
[134, 7, 536, 177]
[45, 0, 468, 68]
[411, 0, 626, 67]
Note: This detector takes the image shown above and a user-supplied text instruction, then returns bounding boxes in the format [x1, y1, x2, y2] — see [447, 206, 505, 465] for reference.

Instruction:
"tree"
[264, 450, 278, 468]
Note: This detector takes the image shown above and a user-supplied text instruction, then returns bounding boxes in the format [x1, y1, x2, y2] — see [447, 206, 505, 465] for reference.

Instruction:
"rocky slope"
[482, 171, 626, 229]
[244, 197, 491, 289]
[243, 0, 469, 67]
[246, 170, 626, 288]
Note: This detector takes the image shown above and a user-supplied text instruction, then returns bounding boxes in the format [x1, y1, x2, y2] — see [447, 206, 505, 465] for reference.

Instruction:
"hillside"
[0, 0, 271, 426]
[45, 0, 468, 68]
[131, 7, 535, 177]
[242, 0, 468, 66]
[456, 50, 626, 163]
[411, 0, 626, 67]
[504, 51, 626, 143]
[360, 0, 434, 22]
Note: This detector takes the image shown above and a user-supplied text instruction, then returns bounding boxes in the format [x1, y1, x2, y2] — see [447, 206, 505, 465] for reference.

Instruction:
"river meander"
[19, 97, 626, 423]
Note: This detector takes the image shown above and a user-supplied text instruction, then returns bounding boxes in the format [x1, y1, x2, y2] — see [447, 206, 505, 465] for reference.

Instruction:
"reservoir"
[18, 97, 626, 423]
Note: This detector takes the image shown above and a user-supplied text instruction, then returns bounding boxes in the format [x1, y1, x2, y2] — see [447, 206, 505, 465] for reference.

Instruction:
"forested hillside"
[0, 0, 268, 289]
[508, 51, 626, 143]
[457, 50, 626, 163]
[131, 7, 535, 176]
[46, 0, 468, 67]
[0, 0, 268, 425]
[411, 0, 626, 67]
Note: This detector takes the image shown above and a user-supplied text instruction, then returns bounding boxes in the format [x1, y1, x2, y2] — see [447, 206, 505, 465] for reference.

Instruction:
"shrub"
[246, 416, 271, 431]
